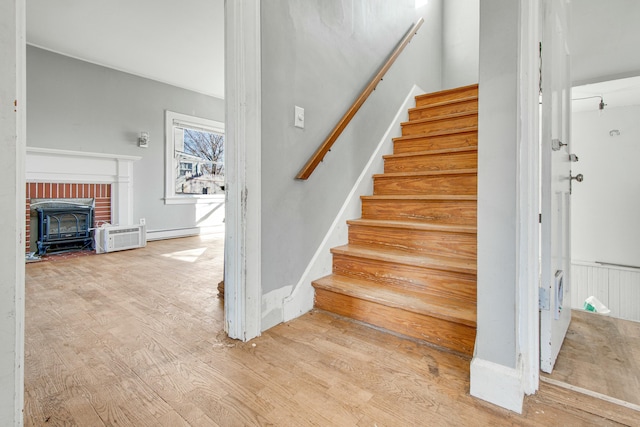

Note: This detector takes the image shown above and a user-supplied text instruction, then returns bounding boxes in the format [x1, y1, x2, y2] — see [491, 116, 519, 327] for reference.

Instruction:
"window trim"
[164, 110, 225, 205]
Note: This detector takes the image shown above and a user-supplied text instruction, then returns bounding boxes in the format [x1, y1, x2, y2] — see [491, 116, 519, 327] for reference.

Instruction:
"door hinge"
[539, 42, 543, 95]
[539, 286, 550, 310]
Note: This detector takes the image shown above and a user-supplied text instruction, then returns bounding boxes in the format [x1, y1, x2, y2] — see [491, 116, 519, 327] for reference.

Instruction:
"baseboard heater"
[95, 224, 147, 254]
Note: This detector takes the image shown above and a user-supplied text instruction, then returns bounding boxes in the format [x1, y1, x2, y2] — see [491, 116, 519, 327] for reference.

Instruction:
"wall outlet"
[139, 218, 146, 225]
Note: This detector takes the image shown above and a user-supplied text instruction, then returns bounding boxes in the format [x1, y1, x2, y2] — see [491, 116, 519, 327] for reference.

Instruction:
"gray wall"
[476, 0, 518, 368]
[260, 0, 443, 327]
[26, 46, 225, 233]
[442, 0, 479, 88]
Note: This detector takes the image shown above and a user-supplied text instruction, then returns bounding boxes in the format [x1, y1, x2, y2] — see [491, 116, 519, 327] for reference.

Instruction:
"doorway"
[541, 76, 640, 408]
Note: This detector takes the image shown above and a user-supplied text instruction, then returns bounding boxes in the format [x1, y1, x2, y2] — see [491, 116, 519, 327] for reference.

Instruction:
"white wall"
[442, 0, 479, 88]
[26, 46, 226, 237]
[259, 0, 444, 329]
[571, 0, 640, 85]
[571, 105, 640, 266]
[0, 0, 25, 424]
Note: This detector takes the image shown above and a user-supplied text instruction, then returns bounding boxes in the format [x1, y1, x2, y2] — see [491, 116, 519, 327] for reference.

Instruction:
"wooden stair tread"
[415, 84, 478, 102]
[330, 244, 476, 275]
[373, 168, 477, 179]
[408, 95, 478, 113]
[315, 83, 478, 353]
[393, 127, 478, 142]
[347, 218, 476, 234]
[401, 111, 477, 127]
[361, 194, 477, 201]
[313, 274, 476, 327]
[383, 146, 477, 160]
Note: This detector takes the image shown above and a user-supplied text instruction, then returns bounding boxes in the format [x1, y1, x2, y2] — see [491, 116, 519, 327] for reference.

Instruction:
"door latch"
[570, 171, 583, 194]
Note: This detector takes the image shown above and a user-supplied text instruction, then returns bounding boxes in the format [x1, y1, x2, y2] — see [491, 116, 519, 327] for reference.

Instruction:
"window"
[164, 111, 225, 204]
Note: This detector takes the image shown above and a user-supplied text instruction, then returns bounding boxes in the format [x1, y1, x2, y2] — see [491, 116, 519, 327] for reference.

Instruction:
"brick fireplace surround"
[25, 183, 112, 253]
[25, 147, 141, 254]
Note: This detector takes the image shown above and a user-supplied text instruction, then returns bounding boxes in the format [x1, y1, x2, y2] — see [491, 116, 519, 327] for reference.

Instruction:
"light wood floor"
[24, 232, 634, 426]
[543, 309, 640, 406]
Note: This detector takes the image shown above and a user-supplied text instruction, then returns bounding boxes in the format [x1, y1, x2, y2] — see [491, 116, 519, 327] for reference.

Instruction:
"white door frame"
[224, 0, 262, 341]
[517, 0, 542, 395]
[2, 0, 26, 423]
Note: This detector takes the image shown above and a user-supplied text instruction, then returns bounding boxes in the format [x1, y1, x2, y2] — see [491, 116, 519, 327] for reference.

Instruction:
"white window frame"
[164, 110, 225, 205]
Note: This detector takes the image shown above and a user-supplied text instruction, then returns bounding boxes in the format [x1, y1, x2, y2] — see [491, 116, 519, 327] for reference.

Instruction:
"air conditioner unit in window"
[95, 224, 147, 254]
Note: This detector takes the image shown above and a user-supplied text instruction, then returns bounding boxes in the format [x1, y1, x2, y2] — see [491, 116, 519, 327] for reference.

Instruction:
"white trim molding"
[224, 0, 262, 341]
[163, 110, 225, 205]
[0, 0, 26, 424]
[25, 147, 141, 225]
[516, 0, 541, 396]
[470, 357, 525, 413]
[282, 85, 424, 322]
[147, 227, 201, 241]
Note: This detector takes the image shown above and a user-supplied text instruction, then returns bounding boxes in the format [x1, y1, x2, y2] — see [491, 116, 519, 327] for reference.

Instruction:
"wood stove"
[35, 202, 94, 255]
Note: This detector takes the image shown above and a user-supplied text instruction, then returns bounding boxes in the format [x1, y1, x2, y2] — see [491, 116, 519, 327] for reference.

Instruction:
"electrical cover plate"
[294, 106, 304, 129]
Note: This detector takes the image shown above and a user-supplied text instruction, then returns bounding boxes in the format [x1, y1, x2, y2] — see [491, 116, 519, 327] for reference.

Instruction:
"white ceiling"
[573, 76, 640, 113]
[25, 0, 640, 106]
[571, 0, 640, 86]
[26, 0, 225, 99]
[571, 0, 640, 113]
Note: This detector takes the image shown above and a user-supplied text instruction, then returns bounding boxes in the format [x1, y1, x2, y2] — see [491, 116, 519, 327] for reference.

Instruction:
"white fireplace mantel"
[26, 147, 141, 225]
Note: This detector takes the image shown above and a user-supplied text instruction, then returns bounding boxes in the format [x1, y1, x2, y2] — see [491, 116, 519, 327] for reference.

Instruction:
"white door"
[540, 0, 573, 374]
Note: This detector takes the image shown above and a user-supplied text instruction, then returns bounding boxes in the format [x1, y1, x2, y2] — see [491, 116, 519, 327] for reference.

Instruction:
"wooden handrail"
[295, 18, 425, 180]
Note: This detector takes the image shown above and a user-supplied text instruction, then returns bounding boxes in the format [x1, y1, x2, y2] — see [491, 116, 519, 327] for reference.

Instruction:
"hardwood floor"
[24, 232, 632, 426]
[543, 309, 640, 407]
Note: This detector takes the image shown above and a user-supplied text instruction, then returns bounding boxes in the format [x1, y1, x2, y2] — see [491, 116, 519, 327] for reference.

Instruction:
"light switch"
[294, 106, 304, 129]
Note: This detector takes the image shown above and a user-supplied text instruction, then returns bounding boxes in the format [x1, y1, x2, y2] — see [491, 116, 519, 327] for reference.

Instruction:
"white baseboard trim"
[147, 227, 200, 241]
[146, 225, 225, 241]
[470, 357, 524, 414]
[282, 84, 424, 322]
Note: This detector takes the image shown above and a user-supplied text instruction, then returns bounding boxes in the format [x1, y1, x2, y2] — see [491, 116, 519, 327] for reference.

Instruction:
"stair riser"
[402, 115, 477, 137]
[394, 131, 477, 154]
[374, 174, 477, 196]
[361, 199, 476, 225]
[384, 152, 477, 173]
[409, 99, 478, 121]
[332, 254, 476, 303]
[348, 224, 476, 260]
[415, 86, 478, 107]
[315, 289, 476, 356]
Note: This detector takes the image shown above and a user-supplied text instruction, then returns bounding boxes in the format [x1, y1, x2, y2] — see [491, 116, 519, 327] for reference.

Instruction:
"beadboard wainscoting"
[571, 261, 640, 322]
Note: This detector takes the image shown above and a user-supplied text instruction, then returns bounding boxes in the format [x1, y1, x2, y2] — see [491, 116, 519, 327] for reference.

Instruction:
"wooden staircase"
[313, 84, 478, 356]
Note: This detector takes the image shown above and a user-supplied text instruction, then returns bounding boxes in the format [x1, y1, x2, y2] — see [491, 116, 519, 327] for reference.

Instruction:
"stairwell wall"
[260, 0, 443, 329]
[442, 0, 479, 89]
[472, 0, 544, 413]
[476, 0, 519, 370]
